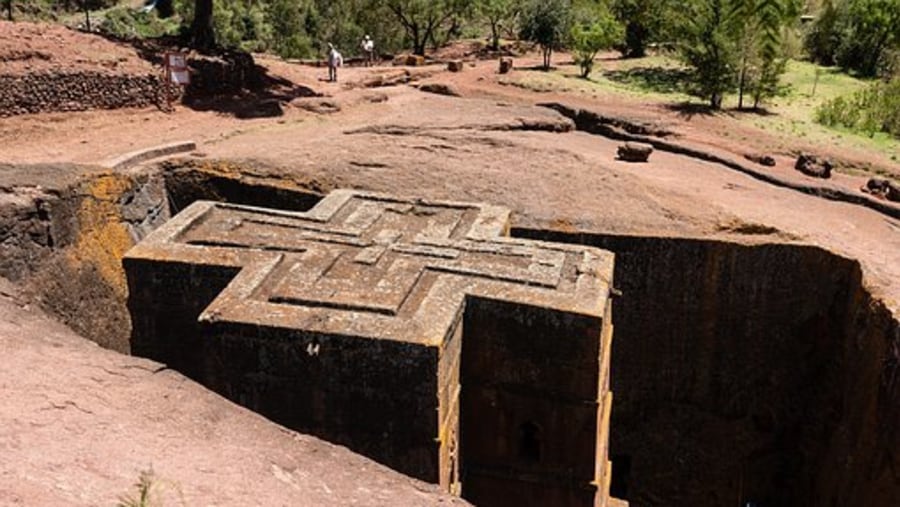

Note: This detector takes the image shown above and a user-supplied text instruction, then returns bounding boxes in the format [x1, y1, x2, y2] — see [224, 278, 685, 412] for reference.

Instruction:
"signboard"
[161, 51, 190, 111]
[165, 52, 190, 86]
[170, 69, 191, 85]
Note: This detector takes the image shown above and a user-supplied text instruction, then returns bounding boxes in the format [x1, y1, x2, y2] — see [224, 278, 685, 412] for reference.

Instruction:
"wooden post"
[811, 67, 821, 98]
[163, 53, 172, 111]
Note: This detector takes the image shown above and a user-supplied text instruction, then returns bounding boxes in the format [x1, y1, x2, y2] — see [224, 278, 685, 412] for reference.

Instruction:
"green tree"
[611, 0, 675, 57]
[677, 0, 740, 108]
[383, 0, 473, 55]
[478, 0, 517, 50]
[676, 0, 796, 109]
[804, 0, 841, 64]
[266, 0, 313, 58]
[835, 0, 900, 76]
[520, 0, 572, 70]
[570, 10, 623, 78]
[805, 0, 900, 77]
[731, 0, 799, 108]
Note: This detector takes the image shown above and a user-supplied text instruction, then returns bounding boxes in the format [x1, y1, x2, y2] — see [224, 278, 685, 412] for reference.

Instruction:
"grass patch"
[506, 54, 899, 165]
[117, 469, 159, 507]
[116, 468, 185, 507]
[747, 60, 898, 160]
[602, 55, 692, 94]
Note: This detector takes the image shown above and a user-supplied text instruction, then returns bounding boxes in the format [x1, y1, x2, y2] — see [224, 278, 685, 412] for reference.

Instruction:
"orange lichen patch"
[175, 158, 332, 195]
[192, 159, 244, 178]
[66, 172, 136, 297]
[550, 217, 578, 234]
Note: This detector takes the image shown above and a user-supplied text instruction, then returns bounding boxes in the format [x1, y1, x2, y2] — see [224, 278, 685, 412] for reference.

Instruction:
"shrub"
[816, 78, 900, 138]
[520, 0, 572, 69]
[99, 6, 180, 39]
[804, 0, 900, 78]
[570, 12, 623, 78]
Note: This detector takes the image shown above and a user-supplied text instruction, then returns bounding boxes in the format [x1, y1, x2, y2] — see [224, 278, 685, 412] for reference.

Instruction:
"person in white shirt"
[327, 43, 343, 82]
[360, 35, 375, 67]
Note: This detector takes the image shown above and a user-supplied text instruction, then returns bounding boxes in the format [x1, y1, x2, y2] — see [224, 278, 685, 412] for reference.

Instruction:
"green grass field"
[502, 54, 899, 166]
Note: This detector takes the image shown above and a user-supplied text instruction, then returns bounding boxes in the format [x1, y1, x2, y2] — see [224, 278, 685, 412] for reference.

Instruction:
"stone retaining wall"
[0, 71, 164, 117]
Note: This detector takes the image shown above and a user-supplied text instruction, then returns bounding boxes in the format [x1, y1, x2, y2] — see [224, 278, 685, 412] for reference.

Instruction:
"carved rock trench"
[0, 160, 897, 507]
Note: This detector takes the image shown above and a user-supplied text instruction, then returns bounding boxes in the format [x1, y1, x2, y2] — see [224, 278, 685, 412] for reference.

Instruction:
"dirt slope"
[0, 279, 466, 506]
[0, 20, 154, 76]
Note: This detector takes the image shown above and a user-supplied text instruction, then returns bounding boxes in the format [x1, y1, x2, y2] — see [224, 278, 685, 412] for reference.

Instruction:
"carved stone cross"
[125, 190, 617, 507]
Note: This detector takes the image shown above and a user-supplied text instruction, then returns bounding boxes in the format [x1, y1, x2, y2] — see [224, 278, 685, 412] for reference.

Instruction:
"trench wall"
[0, 169, 170, 351]
[514, 228, 900, 507]
[0, 162, 323, 352]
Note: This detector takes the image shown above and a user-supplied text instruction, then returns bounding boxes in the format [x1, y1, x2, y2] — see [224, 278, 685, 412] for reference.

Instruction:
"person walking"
[360, 35, 375, 67]
[327, 43, 343, 82]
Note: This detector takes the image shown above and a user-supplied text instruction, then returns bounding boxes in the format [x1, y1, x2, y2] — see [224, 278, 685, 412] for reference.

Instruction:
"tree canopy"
[805, 0, 900, 77]
[570, 6, 623, 77]
[519, 0, 572, 69]
[8, 0, 893, 115]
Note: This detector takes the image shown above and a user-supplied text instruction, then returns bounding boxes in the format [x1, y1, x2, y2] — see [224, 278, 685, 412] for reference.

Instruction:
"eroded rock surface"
[0, 286, 467, 506]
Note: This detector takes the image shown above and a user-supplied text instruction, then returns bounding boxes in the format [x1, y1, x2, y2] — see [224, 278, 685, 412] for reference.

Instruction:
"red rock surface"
[0, 279, 467, 506]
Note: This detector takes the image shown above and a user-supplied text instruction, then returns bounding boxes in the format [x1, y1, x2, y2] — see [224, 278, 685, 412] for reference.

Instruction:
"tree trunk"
[190, 0, 215, 51]
[81, 1, 90, 31]
[5, 1, 12, 21]
[156, 0, 174, 18]
[412, 24, 425, 56]
[624, 22, 646, 58]
[490, 20, 500, 51]
[542, 47, 552, 70]
[737, 55, 746, 109]
[711, 92, 723, 109]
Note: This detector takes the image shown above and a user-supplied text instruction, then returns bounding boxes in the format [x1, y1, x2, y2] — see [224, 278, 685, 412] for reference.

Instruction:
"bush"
[816, 78, 900, 138]
[520, 0, 572, 69]
[570, 12, 623, 78]
[804, 0, 900, 77]
[99, 6, 180, 39]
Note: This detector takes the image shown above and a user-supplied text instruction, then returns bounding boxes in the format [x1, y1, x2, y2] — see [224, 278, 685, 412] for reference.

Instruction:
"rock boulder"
[795, 154, 832, 179]
[617, 142, 654, 163]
